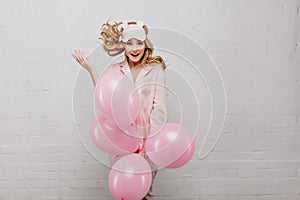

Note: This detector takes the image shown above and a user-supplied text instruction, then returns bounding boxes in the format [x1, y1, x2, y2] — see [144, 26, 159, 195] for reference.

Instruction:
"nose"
[132, 44, 138, 51]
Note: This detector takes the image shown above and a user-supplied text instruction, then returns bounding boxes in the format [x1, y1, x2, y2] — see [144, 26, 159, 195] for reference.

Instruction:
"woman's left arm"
[139, 65, 167, 155]
[149, 65, 167, 129]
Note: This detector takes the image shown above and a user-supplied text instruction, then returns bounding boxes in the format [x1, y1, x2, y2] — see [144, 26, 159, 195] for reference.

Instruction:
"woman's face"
[125, 38, 145, 64]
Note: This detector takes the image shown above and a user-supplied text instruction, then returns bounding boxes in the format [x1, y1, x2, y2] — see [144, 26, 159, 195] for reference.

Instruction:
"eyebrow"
[128, 39, 143, 42]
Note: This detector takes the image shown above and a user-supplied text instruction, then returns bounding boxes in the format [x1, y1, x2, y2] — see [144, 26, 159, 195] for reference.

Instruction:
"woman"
[72, 20, 167, 199]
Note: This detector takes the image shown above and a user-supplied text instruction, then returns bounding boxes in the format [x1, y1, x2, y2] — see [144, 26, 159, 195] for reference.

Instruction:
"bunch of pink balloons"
[91, 72, 141, 155]
[91, 72, 152, 199]
[90, 72, 195, 199]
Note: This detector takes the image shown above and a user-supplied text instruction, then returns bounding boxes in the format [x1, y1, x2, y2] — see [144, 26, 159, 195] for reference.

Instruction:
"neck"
[128, 59, 142, 69]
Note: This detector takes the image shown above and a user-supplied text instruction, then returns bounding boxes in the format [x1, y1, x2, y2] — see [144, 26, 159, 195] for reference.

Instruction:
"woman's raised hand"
[72, 49, 95, 72]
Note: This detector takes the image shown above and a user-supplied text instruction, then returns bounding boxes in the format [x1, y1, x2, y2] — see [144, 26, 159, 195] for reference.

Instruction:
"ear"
[143, 25, 148, 34]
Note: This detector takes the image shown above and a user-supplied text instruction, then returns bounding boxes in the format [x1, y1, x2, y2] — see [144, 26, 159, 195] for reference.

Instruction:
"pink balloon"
[90, 115, 139, 155]
[109, 154, 152, 200]
[166, 140, 195, 168]
[94, 72, 140, 131]
[145, 123, 195, 168]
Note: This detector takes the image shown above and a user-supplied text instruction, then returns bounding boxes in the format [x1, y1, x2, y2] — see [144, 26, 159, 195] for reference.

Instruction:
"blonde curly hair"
[99, 20, 166, 69]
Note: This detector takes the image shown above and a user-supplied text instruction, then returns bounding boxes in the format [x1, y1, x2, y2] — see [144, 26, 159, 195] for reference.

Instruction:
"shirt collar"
[119, 59, 153, 83]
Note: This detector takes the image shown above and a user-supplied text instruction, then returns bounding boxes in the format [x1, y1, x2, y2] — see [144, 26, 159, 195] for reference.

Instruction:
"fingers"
[72, 53, 82, 64]
[72, 49, 87, 65]
[138, 148, 147, 157]
[71, 53, 79, 62]
[77, 50, 84, 63]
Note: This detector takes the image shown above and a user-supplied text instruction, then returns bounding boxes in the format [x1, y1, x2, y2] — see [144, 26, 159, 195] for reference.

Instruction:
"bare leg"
[142, 154, 158, 200]
[142, 169, 158, 200]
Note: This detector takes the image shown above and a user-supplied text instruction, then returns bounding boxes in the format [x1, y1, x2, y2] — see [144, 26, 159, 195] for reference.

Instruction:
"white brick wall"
[0, 0, 299, 199]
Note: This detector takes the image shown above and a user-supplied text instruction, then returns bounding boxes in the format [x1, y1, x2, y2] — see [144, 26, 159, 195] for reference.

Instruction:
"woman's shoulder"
[149, 61, 165, 71]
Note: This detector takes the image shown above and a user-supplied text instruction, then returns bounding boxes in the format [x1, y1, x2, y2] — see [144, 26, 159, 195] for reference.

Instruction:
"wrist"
[88, 67, 97, 74]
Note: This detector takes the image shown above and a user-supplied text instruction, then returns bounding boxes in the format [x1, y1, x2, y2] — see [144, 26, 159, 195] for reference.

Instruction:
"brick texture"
[0, 0, 299, 199]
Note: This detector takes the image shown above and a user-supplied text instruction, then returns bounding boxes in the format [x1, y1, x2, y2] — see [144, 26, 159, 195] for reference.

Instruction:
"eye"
[126, 42, 132, 46]
[137, 41, 144, 45]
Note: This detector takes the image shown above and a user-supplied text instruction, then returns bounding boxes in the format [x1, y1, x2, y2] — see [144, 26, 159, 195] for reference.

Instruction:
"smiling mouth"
[131, 53, 140, 57]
